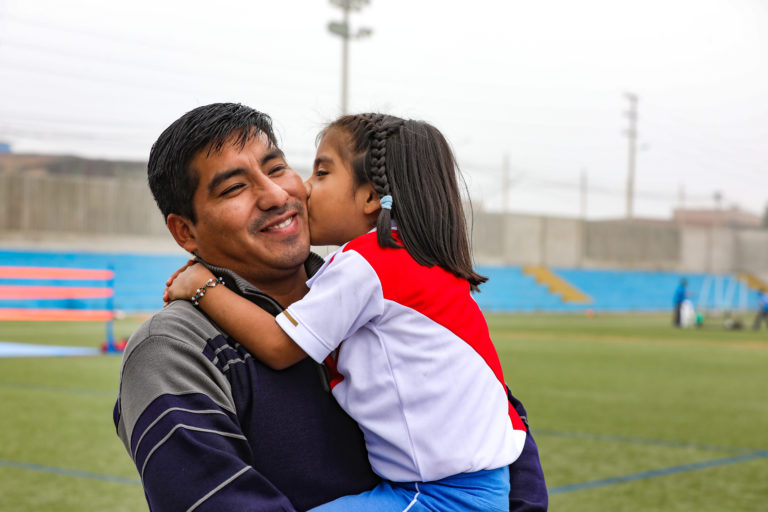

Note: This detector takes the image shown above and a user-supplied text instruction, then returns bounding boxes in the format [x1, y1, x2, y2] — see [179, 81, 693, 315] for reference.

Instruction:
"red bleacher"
[0, 266, 116, 347]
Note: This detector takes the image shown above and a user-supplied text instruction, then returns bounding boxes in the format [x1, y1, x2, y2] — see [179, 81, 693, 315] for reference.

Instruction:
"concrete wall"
[2, 173, 767, 275]
[470, 212, 766, 274]
[679, 227, 736, 273]
[582, 220, 680, 269]
[471, 212, 582, 267]
[0, 173, 166, 236]
[542, 217, 583, 267]
[470, 211, 505, 263]
[734, 228, 768, 273]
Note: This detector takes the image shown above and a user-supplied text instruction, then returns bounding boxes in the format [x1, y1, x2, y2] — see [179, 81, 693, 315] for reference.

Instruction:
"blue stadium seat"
[1, 250, 760, 314]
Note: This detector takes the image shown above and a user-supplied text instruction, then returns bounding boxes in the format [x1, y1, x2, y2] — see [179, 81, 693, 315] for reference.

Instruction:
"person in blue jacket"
[673, 278, 688, 327]
[753, 290, 768, 330]
[113, 103, 548, 512]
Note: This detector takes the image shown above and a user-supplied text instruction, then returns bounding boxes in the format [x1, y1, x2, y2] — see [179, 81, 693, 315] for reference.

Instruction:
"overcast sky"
[0, 0, 766, 219]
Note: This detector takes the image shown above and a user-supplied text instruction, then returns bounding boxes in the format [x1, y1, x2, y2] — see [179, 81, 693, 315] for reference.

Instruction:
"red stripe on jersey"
[324, 347, 345, 390]
[342, 232, 526, 432]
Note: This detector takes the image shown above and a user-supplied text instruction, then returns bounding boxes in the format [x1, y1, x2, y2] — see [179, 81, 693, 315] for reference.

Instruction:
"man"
[753, 290, 768, 330]
[113, 103, 548, 511]
[673, 278, 688, 327]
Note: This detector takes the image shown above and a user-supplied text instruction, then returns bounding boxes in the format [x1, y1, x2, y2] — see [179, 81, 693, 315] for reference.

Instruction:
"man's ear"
[167, 213, 198, 254]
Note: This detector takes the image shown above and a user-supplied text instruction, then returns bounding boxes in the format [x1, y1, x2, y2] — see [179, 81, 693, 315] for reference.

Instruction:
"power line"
[0, 58, 200, 96]
[0, 109, 159, 130]
[0, 38, 197, 80]
[0, 125, 150, 144]
[519, 176, 712, 202]
[3, 12, 187, 55]
[0, 55, 335, 102]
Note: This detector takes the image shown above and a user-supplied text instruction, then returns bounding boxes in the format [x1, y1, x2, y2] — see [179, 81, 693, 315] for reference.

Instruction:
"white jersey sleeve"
[275, 249, 383, 363]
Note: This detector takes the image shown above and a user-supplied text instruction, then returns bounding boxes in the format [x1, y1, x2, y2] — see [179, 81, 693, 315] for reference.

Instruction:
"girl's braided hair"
[320, 113, 487, 291]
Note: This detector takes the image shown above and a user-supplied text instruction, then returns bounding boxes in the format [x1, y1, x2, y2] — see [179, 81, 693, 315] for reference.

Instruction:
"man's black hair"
[147, 103, 278, 223]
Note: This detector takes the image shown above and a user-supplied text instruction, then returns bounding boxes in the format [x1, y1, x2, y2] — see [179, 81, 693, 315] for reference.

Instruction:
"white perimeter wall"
[2, 173, 766, 274]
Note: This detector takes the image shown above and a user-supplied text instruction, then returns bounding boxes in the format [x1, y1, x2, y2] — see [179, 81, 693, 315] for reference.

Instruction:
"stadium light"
[328, 0, 372, 115]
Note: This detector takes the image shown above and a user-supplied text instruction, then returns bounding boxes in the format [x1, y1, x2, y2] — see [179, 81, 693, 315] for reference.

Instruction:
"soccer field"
[0, 314, 766, 511]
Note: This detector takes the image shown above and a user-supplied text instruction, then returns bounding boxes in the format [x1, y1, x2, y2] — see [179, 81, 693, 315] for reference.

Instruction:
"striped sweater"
[113, 255, 377, 511]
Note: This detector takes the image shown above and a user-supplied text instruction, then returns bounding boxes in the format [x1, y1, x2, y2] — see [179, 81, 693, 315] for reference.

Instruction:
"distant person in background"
[673, 278, 688, 327]
[753, 290, 768, 330]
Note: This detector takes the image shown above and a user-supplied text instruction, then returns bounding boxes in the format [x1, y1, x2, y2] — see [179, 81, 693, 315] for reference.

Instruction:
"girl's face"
[305, 129, 379, 246]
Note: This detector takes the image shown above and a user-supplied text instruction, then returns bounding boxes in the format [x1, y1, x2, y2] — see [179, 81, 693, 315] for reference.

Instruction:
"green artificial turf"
[0, 313, 766, 511]
[489, 313, 768, 511]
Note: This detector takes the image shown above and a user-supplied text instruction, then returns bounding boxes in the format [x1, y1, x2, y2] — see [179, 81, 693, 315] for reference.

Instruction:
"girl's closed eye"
[314, 168, 328, 177]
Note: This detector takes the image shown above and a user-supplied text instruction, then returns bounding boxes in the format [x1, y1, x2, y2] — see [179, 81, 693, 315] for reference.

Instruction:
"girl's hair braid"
[366, 116, 402, 248]
[324, 113, 402, 248]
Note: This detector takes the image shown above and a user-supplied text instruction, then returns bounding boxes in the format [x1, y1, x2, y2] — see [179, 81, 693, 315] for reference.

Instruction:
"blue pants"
[308, 466, 510, 512]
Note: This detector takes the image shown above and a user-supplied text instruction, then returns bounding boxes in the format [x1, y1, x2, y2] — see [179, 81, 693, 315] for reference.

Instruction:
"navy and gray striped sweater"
[114, 256, 378, 511]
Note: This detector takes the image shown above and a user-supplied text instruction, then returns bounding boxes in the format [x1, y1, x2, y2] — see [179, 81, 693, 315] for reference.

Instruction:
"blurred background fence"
[0, 173, 165, 237]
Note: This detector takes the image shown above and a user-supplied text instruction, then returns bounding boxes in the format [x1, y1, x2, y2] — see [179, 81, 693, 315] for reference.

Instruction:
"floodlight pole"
[502, 154, 510, 262]
[329, 0, 372, 115]
[341, 6, 350, 115]
[624, 92, 638, 219]
[580, 168, 588, 220]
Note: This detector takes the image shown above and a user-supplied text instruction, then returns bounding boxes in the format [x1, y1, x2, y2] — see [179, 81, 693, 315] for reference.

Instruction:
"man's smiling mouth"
[264, 216, 293, 231]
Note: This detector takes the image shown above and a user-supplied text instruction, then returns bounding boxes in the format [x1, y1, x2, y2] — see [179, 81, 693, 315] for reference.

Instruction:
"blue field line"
[550, 450, 768, 495]
[0, 381, 116, 398]
[535, 428, 753, 454]
[0, 341, 103, 358]
[3, 452, 766, 492]
[0, 459, 140, 485]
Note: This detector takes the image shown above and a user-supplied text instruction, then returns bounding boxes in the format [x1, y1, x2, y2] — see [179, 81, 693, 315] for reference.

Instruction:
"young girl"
[166, 113, 527, 511]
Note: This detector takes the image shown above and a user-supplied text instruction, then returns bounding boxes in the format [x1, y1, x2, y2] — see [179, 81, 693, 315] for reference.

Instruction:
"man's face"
[180, 133, 310, 284]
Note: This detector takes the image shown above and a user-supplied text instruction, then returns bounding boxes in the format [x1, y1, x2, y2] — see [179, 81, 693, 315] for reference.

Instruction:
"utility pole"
[328, 0, 372, 115]
[501, 154, 510, 214]
[623, 92, 638, 219]
[677, 183, 686, 209]
[580, 168, 588, 220]
[713, 190, 723, 211]
[501, 154, 511, 262]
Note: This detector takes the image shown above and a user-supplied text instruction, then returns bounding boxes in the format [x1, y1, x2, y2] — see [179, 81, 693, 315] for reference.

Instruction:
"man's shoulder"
[115, 301, 239, 445]
[124, 301, 219, 359]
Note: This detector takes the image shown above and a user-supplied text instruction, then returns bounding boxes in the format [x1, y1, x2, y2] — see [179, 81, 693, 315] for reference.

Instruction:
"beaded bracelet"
[192, 276, 225, 306]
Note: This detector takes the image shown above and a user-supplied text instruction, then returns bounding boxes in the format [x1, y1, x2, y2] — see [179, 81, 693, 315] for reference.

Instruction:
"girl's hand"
[165, 259, 196, 288]
[163, 259, 196, 306]
[164, 263, 216, 304]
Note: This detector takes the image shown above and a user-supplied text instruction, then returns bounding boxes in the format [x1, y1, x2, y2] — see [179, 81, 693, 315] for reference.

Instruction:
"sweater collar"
[197, 252, 324, 313]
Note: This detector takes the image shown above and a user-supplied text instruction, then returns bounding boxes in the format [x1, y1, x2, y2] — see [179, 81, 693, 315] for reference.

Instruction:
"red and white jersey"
[276, 231, 527, 482]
